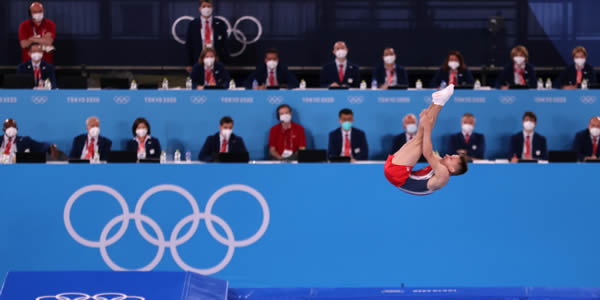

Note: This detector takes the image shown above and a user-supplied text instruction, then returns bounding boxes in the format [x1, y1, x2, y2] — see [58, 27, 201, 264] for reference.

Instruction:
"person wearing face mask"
[0, 118, 60, 159]
[17, 43, 56, 89]
[391, 113, 419, 154]
[185, 0, 230, 73]
[496, 45, 537, 89]
[126, 117, 161, 160]
[509, 111, 547, 162]
[243, 48, 298, 89]
[199, 116, 248, 162]
[448, 113, 485, 160]
[430, 50, 474, 88]
[19, 1, 56, 64]
[373, 47, 408, 89]
[320, 41, 361, 88]
[268, 104, 306, 160]
[69, 116, 112, 161]
[573, 116, 600, 162]
[190, 48, 230, 89]
[556, 46, 597, 89]
[328, 108, 368, 161]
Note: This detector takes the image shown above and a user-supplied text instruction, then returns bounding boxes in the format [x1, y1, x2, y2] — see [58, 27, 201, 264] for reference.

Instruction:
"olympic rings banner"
[1, 90, 599, 160]
[1, 163, 600, 288]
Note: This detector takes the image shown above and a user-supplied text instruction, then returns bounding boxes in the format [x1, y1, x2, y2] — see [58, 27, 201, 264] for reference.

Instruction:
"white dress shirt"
[340, 129, 352, 156]
[335, 59, 347, 77]
[266, 67, 279, 86]
[0, 135, 17, 155]
[522, 131, 534, 158]
[385, 66, 398, 85]
[219, 134, 230, 153]
[135, 136, 149, 159]
[513, 64, 525, 85]
[80, 135, 99, 159]
[200, 16, 214, 48]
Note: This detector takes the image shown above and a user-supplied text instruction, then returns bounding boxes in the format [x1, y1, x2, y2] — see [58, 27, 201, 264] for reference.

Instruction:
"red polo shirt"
[268, 122, 306, 155]
[19, 18, 56, 64]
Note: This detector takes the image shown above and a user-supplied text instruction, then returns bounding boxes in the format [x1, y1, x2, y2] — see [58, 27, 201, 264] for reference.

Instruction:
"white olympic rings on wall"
[64, 184, 269, 275]
[171, 15, 263, 57]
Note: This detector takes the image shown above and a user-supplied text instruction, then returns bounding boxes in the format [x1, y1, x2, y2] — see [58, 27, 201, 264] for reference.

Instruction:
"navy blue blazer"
[573, 129, 598, 161]
[328, 128, 368, 160]
[16, 60, 56, 89]
[495, 63, 537, 89]
[185, 17, 230, 65]
[243, 63, 298, 89]
[448, 132, 486, 159]
[429, 67, 475, 88]
[198, 132, 248, 162]
[372, 63, 408, 87]
[126, 137, 162, 159]
[320, 61, 361, 88]
[555, 64, 597, 88]
[190, 62, 230, 89]
[4, 135, 49, 153]
[509, 131, 548, 160]
[69, 134, 112, 160]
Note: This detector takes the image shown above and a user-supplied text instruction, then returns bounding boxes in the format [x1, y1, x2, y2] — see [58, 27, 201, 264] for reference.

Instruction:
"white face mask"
[30, 52, 43, 62]
[88, 126, 100, 138]
[462, 123, 474, 134]
[335, 49, 347, 59]
[32, 13, 44, 22]
[523, 121, 535, 131]
[574, 58, 586, 67]
[405, 123, 417, 134]
[203, 57, 215, 67]
[448, 61, 460, 70]
[279, 113, 292, 123]
[513, 56, 526, 65]
[5, 127, 17, 138]
[221, 128, 232, 139]
[383, 55, 396, 64]
[266, 60, 278, 70]
[590, 127, 600, 137]
[136, 128, 147, 138]
[200, 7, 213, 17]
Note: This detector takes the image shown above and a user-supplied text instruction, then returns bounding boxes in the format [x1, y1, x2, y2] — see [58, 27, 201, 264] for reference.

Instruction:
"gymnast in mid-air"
[384, 84, 468, 195]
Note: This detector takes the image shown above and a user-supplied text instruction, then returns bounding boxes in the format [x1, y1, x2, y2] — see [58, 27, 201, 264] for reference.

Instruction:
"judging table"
[0, 89, 598, 160]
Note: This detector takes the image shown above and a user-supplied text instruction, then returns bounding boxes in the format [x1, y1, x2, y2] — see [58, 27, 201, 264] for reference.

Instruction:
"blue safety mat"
[0, 271, 228, 300]
[227, 287, 600, 300]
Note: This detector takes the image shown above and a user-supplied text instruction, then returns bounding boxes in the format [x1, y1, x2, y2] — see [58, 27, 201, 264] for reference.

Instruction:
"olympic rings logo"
[113, 96, 130, 105]
[190, 96, 207, 104]
[347, 96, 364, 105]
[580, 96, 597, 104]
[171, 15, 262, 57]
[267, 96, 283, 105]
[64, 184, 270, 275]
[31, 96, 48, 104]
[36, 292, 144, 300]
[498, 96, 515, 104]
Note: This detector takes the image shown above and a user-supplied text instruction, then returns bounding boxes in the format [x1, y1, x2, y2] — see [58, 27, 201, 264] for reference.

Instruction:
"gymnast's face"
[441, 154, 461, 173]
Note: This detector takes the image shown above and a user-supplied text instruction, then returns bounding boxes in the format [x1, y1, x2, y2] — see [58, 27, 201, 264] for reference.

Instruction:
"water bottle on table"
[161, 77, 169, 90]
[185, 77, 192, 90]
[185, 151, 192, 163]
[160, 151, 167, 163]
[174, 150, 181, 163]
[371, 79, 377, 90]
[252, 79, 258, 90]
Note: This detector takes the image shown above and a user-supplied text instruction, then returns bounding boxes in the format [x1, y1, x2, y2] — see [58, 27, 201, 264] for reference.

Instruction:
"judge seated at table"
[69, 116, 112, 161]
[198, 116, 248, 162]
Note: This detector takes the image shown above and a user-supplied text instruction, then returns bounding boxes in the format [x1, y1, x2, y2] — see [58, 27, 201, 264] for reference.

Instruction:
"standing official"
[185, 0, 230, 73]
[19, 1, 56, 64]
